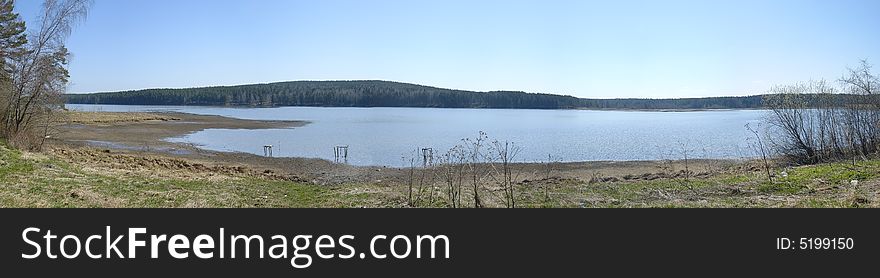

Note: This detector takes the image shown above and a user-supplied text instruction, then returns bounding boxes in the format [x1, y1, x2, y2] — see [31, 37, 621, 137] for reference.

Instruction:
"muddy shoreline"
[52, 111, 747, 186]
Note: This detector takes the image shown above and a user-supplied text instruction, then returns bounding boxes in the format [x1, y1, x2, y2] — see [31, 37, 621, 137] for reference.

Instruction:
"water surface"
[67, 104, 767, 166]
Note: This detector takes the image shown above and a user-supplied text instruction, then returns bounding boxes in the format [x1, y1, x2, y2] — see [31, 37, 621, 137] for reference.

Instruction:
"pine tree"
[0, 0, 27, 76]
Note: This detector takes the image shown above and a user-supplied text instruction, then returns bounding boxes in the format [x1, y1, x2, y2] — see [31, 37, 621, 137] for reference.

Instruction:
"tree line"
[65, 80, 770, 110]
[582, 95, 764, 110]
[65, 81, 584, 109]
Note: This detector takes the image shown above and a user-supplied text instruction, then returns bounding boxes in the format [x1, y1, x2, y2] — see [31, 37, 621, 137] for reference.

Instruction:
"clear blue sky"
[13, 0, 880, 98]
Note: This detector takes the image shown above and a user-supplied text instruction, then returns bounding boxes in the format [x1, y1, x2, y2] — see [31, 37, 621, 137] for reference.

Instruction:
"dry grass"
[0, 143, 387, 208]
[2, 138, 879, 208]
[63, 111, 181, 124]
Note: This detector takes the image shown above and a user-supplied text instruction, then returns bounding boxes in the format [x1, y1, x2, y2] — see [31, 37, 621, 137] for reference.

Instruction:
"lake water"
[66, 104, 768, 167]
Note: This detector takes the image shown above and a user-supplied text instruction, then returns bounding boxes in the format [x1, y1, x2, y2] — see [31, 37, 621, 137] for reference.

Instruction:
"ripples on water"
[67, 104, 768, 167]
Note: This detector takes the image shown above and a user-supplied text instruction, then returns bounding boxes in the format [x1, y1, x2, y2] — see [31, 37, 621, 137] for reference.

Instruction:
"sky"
[12, 0, 880, 98]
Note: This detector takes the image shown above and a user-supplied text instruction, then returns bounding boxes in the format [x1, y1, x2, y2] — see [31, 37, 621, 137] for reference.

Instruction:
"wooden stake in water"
[263, 145, 273, 157]
[421, 147, 434, 167]
[334, 145, 349, 163]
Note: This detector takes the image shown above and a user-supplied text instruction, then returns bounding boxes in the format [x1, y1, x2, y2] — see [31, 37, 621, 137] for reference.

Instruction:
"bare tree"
[432, 132, 527, 208]
[764, 62, 880, 165]
[463, 131, 489, 208]
[402, 148, 438, 207]
[765, 80, 839, 164]
[488, 140, 521, 208]
[679, 141, 691, 181]
[764, 82, 818, 164]
[839, 60, 880, 158]
[675, 140, 697, 193]
[542, 154, 561, 203]
[1, 0, 92, 149]
[745, 123, 773, 182]
[405, 155, 416, 207]
[438, 146, 466, 208]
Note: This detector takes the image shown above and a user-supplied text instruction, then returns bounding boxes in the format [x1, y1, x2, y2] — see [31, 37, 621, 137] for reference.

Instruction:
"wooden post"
[263, 145, 273, 157]
[421, 147, 433, 167]
[334, 145, 349, 163]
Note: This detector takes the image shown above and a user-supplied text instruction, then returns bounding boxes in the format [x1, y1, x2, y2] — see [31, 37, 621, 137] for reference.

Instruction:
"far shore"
[65, 103, 767, 112]
[573, 107, 767, 112]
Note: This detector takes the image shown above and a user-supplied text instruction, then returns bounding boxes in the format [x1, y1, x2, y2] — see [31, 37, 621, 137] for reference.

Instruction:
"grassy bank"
[1, 139, 877, 207]
[62, 111, 182, 124]
[0, 141, 388, 208]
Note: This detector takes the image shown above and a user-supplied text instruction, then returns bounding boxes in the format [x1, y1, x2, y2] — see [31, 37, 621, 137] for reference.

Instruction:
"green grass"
[783, 162, 876, 185]
[0, 143, 34, 179]
[754, 160, 880, 195]
[756, 182, 807, 194]
[1, 141, 878, 208]
[511, 160, 879, 208]
[0, 143, 387, 208]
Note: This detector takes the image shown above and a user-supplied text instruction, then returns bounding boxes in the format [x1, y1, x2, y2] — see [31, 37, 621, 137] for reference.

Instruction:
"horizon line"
[67, 79, 764, 100]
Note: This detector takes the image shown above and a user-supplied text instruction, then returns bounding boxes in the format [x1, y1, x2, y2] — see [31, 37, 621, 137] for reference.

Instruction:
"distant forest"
[64, 80, 766, 110]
